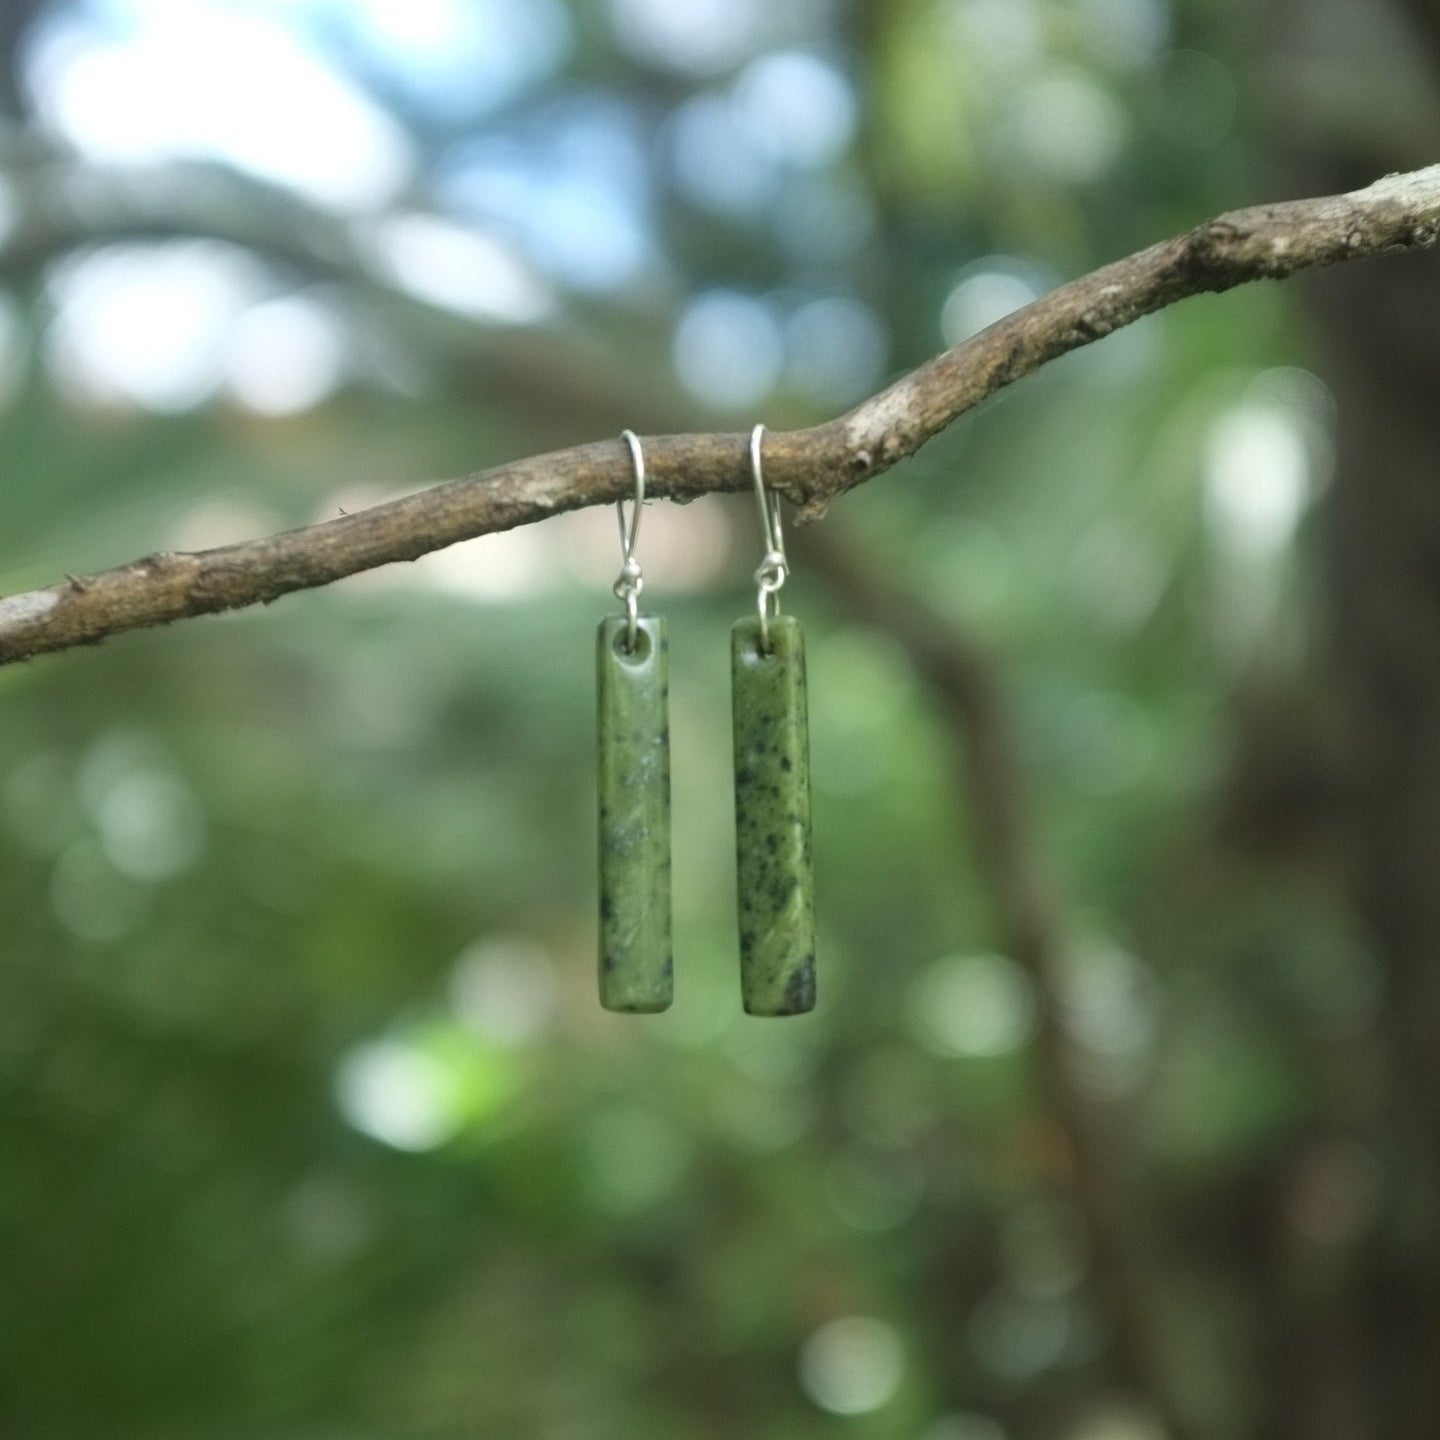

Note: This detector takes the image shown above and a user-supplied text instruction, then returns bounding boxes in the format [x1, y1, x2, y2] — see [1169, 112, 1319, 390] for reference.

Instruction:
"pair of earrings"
[596, 425, 816, 1018]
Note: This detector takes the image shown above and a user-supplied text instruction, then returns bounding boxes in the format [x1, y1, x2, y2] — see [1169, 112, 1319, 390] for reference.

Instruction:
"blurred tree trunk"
[1265, 1, 1440, 1436]
[1322, 244, 1440, 1440]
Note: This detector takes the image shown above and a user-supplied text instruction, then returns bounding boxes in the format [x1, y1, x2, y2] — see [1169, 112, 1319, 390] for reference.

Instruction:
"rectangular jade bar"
[732, 614, 816, 1015]
[597, 615, 673, 1013]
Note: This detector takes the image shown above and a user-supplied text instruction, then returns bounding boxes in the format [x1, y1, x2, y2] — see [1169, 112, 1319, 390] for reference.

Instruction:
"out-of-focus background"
[2, 2, 1438, 1437]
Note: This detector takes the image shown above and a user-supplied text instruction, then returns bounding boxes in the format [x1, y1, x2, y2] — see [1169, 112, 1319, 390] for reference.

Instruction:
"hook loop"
[750, 424, 787, 650]
[614, 430, 647, 650]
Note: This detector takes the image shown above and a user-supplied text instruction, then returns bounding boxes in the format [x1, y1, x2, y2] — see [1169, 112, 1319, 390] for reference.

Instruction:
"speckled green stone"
[597, 615, 673, 1013]
[731, 614, 816, 1016]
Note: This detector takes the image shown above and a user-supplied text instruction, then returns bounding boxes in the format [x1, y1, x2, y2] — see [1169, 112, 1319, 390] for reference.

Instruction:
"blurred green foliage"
[0, 1, 1409, 1437]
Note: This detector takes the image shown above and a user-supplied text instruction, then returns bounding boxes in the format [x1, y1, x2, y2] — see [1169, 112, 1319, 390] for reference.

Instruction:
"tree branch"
[3, 166, 1439, 667]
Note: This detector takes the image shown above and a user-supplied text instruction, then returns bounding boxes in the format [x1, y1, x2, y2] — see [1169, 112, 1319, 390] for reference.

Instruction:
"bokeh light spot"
[610, 0, 761, 73]
[441, 104, 653, 291]
[450, 936, 558, 1046]
[785, 297, 888, 409]
[799, 1315, 905, 1415]
[46, 241, 263, 411]
[336, 1038, 463, 1152]
[225, 295, 346, 415]
[77, 731, 206, 883]
[342, 0, 571, 119]
[168, 497, 282, 552]
[673, 290, 783, 410]
[559, 495, 734, 595]
[734, 51, 856, 168]
[668, 92, 778, 216]
[1060, 941, 1160, 1065]
[942, 258, 1050, 347]
[1205, 403, 1311, 558]
[1008, 68, 1126, 182]
[369, 214, 554, 325]
[411, 525, 550, 602]
[96, 770, 206, 882]
[28, 1, 413, 210]
[910, 953, 1037, 1059]
[953, 0, 1041, 71]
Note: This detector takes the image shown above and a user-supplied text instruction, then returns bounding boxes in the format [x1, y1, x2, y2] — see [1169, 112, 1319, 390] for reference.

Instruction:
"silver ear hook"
[750, 423, 787, 651]
[614, 430, 647, 650]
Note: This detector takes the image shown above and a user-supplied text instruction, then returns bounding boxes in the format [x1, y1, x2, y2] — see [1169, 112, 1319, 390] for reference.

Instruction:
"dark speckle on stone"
[782, 964, 815, 1013]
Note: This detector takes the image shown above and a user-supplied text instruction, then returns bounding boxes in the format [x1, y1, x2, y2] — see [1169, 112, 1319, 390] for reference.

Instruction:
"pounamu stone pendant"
[731, 614, 816, 1016]
[596, 615, 673, 1012]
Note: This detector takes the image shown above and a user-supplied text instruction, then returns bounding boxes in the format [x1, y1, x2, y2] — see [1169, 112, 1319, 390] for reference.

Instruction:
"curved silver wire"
[750, 423, 787, 651]
[614, 430, 646, 649]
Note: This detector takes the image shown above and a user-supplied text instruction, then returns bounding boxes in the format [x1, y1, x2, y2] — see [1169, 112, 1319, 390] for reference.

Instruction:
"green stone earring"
[596, 431, 673, 1013]
[731, 424, 816, 1016]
